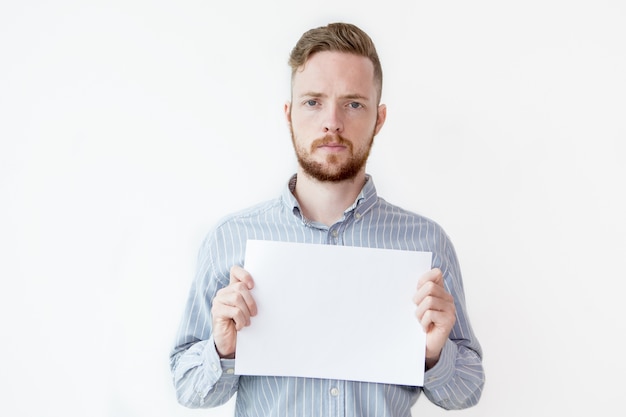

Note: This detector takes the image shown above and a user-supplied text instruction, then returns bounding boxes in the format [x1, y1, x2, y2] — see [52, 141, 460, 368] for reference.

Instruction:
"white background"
[1, 1, 624, 416]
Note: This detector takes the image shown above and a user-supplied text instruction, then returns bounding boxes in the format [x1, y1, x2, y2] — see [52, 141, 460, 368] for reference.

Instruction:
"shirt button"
[330, 387, 339, 396]
[332, 230, 338, 238]
[226, 368, 235, 374]
[355, 212, 361, 219]
[211, 363, 218, 372]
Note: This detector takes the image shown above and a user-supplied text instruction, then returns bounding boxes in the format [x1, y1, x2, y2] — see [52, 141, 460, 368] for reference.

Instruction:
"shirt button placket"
[328, 381, 345, 417]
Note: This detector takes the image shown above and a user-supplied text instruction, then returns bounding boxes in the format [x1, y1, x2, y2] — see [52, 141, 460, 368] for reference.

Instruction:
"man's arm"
[169, 237, 253, 408]
[416, 243, 485, 409]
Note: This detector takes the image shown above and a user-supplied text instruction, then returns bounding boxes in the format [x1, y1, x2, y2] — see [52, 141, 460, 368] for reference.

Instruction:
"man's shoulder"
[376, 197, 445, 230]
[214, 197, 284, 228]
[197, 197, 285, 251]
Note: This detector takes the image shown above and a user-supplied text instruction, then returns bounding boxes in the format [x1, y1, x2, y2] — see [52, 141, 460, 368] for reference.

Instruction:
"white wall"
[1, 1, 624, 416]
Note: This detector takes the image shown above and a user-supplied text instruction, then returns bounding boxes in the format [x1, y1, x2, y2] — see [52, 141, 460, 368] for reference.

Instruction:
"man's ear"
[374, 104, 387, 135]
[284, 102, 292, 124]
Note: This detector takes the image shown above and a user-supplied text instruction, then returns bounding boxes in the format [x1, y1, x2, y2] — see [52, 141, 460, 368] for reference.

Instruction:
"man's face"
[285, 51, 386, 182]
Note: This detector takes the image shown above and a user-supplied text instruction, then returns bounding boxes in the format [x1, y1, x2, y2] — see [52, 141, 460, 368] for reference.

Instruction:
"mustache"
[311, 134, 353, 149]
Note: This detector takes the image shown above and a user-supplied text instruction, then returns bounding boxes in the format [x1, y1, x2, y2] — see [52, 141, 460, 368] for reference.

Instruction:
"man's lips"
[318, 143, 347, 151]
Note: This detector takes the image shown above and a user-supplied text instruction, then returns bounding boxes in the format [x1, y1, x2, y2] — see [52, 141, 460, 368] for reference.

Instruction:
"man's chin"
[301, 165, 362, 183]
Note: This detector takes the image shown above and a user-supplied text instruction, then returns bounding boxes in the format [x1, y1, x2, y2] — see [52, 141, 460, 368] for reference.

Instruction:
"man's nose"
[323, 105, 343, 133]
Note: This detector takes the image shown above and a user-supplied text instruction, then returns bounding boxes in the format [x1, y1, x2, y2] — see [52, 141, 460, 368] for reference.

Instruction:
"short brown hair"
[288, 22, 383, 103]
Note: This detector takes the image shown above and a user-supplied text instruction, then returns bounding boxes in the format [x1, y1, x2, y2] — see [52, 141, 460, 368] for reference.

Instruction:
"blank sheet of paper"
[235, 239, 432, 386]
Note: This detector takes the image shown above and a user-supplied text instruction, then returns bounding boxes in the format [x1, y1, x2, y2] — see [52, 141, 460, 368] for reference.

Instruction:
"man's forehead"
[292, 51, 376, 97]
[295, 51, 374, 74]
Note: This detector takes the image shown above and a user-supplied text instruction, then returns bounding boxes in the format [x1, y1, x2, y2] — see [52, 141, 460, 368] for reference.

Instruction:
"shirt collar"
[282, 174, 378, 221]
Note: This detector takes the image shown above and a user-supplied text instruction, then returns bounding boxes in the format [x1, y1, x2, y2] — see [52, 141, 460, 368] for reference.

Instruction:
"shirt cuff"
[423, 339, 457, 389]
[202, 336, 239, 386]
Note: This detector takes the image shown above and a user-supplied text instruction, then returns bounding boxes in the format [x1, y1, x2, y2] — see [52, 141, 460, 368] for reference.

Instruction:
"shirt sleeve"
[169, 230, 241, 408]
[422, 235, 485, 409]
[170, 337, 239, 408]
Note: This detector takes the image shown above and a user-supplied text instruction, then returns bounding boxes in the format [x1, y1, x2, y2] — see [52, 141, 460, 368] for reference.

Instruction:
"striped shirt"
[170, 175, 484, 416]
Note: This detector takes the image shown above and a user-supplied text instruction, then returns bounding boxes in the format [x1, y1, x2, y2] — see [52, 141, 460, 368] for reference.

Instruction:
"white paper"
[235, 239, 432, 386]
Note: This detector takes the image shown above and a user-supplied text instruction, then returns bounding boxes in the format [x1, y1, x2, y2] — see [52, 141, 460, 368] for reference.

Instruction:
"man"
[170, 22, 484, 415]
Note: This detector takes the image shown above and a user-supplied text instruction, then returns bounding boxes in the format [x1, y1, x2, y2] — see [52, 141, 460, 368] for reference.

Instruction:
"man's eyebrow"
[298, 91, 370, 100]
[298, 91, 326, 98]
[341, 93, 369, 101]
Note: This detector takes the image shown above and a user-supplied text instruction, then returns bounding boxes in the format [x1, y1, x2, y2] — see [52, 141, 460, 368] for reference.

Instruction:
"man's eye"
[305, 99, 318, 106]
[349, 102, 363, 109]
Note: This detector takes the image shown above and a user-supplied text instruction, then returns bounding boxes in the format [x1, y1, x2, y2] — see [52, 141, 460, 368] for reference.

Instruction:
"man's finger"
[417, 268, 443, 288]
[230, 265, 254, 289]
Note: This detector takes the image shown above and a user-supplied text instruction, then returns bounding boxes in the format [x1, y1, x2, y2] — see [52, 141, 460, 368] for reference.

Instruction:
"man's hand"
[211, 266, 257, 359]
[413, 268, 456, 369]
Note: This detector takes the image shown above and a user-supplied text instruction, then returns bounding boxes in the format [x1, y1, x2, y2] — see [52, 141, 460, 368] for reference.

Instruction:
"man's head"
[285, 23, 386, 183]
[288, 22, 383, 104]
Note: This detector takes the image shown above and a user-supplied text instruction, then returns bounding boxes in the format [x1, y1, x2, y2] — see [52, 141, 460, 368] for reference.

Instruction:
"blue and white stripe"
[170, 175, 484, 416]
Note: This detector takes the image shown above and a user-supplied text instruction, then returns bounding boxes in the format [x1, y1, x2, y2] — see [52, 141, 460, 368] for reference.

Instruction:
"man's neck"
[293, 169, 367, 227]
